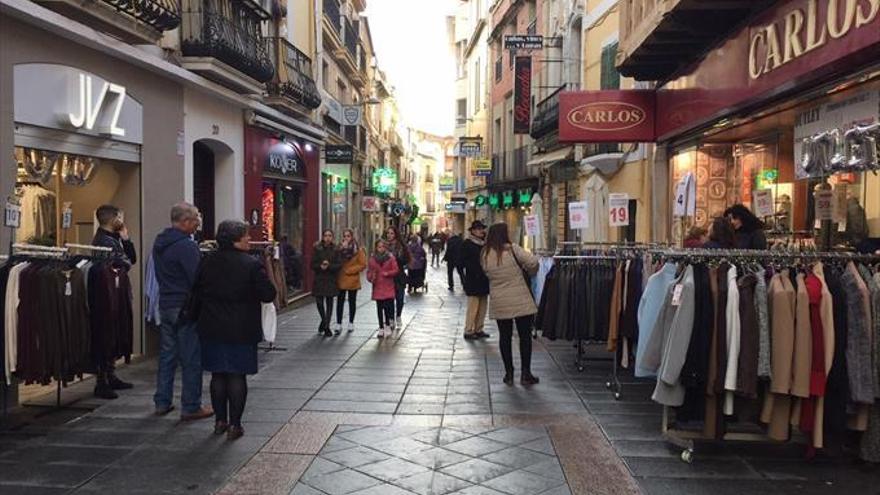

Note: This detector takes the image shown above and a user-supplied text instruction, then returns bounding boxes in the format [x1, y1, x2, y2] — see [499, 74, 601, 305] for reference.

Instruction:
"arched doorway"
[193, 139, 234, 240]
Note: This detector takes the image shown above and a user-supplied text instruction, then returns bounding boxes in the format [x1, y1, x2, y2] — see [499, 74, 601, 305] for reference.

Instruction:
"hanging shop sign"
[475, 195, 489, 208]
[514, 56, 532, 135]
[13, 64, 144, 144]
[361, 196, 382, 212]
[265, 142, 305, 178]
[474, 159, 492, 176]
[655, 0, 880, 140]
[504, 35, 544, 50]
[518, 189, 534, 206]
[326, 145, 354, 164]
[568, 201, 589, 229]
[342, 105, 363, 127]
[502, 190, 515, 209]
[559, 90, 656, 143]
[445, 197, 468, 213]
[458, 137, 483, 157]
[608, 193, 630, 227]
[439, 174, 455, 192]
[372, 168, 398, 195]
[488, 193, 500, 209]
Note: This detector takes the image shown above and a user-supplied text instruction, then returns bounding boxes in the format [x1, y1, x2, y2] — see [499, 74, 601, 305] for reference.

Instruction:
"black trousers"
[315, 296, 334, 331]
[497, 315, 534, 374]
[375, 299, 394, 328]
[447, 264, 464, 289]
[336, 290, 358, 324]
[431, 252, 440, 266]
[210, 372, 247, 427]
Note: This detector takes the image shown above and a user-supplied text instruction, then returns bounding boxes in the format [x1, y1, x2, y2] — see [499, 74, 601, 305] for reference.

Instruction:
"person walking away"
[368, 239, 399, 339]
[91, 204, 137, 398]
[312, 230, 341, 337]
[430, 233, 444, 268]
[460, 221, 490, 340]
[193, 220, 276, 440]
[481, 223, 540, 386]
[384, 227, 410, 330]
[724, 204, 767, 249]
[407, 234, 428, 293]
[444, 232, 464, 291]
[336, 229, 366, 335]
[703, 217, 736, 249]
[152, 202, 213, 420]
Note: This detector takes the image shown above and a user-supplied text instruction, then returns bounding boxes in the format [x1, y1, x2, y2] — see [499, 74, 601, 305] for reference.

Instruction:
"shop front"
[244, 126, 320, 297]
[654, 0, 880, 250]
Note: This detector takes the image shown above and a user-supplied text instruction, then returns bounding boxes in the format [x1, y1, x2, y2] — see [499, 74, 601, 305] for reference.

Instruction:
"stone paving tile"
[482, 469, 565, 495]
[410, 427, 473, 446]
[265, 421, 339, 455]
[443, 436, 511, 457]
[349, 483, 419, 495]
[481, 446, 556, 470]
[356, 457, 430, 482]
[300, 457, 346, 483]
[393, 470, 474, 495]
[447, 487, 509, 495]
[304, 468, 383, 495]
[289, 483, 326, 495]
[439, 458, 515, 484]
[304, 400, 398, 414]
[215, 453, 312, 495]
[401, 447, 473, 469]
[320, 446, 392, 468]
[370, 437, 437, 456]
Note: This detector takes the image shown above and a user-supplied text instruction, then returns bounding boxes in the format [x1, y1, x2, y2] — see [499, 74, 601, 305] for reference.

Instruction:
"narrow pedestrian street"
[1, 268, 878, 495]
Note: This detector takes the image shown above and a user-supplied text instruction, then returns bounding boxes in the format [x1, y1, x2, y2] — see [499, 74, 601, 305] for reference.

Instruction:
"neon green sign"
[371, 168, 398, 195]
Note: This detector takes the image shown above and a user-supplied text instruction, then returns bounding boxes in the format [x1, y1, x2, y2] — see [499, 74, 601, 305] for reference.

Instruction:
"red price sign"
[608, 193, 629, 227]
[815, 190, 833, 221]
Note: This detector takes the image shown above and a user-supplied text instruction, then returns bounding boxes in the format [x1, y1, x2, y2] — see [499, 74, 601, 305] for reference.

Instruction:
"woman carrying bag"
[193, 220, 277, 440]
[480, 223, 540, 386]
[335, 229, 367, 335]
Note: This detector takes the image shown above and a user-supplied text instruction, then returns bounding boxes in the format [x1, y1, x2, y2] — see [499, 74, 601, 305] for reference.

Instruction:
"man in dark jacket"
[151, 202, 212, 420]
[91, 204, 137, 398]
[444, 232, 464, 291]
[460, 221, 490, 340]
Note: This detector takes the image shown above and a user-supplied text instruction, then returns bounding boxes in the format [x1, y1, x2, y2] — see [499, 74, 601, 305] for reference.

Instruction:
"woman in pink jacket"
[367, 239, 400, 339]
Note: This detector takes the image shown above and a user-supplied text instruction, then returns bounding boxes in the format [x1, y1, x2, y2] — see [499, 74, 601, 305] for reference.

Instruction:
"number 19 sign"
[608, 193, 630, 227]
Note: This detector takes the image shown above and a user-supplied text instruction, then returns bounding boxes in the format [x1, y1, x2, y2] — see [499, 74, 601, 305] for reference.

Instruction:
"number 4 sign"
[608, 193, 630, 227]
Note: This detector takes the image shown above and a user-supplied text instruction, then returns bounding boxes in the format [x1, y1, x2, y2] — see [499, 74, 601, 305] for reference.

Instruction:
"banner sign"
[474, 159, 492, 176]
[514, 56, 532, 135]
[342, 105, 363, 127]
[504, 35, 543, 50]
[439, 174, 455, 191]
[559, 90, 656, 143]
[568, 201, 589, 230]
[608, 193, 630, 227]
[458, 137, 483, 157]
[326, 145, 354, 164]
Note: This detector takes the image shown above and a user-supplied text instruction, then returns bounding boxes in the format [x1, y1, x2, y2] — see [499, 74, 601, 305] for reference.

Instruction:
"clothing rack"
[647, 247, 880, 463]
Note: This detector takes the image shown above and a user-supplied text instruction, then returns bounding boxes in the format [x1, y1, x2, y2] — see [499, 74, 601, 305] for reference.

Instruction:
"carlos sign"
[558, 90, 656, 143]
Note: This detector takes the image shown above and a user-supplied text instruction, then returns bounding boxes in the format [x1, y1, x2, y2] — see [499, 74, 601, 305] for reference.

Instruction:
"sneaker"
[181, 406, 214, 421]
[108, 374, 134, 390]
[347, 322, 355, 333]
[395, 319, 402, 330]
[377, 329, 386, 339]
[335, 324, 343, 335]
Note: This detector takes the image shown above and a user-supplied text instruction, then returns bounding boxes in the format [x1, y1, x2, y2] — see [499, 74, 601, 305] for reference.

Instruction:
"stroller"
[407, 267, 428, 293]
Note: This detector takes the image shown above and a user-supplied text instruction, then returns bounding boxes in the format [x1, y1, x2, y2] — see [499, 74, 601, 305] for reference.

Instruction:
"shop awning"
[527, 147, 573, 167]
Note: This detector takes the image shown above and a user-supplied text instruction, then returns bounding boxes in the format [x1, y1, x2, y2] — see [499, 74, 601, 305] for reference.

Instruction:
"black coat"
[311, 242, 342, 297]
[92, 228, 137, 266]
[460, 238, 489, 296]
[444, 235, 463, 266]
[734, 228, 767, 250]
[195, 249, 277, 345]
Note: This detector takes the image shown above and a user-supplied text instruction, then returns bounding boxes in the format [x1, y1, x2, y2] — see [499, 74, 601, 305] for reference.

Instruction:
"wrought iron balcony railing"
[181, 0, 274, 83]
[266, 37, 321, 110]
[531, 84, 566, 139]
[101, 0, 181, 32]
[343, 18, 358, 61]
[323, 0, 341, 33]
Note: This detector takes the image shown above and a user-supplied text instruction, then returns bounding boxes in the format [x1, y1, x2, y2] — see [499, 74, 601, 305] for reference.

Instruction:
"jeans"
[154, 308, 203, 414]
[336, 290, 358, 325]
[376, 299, 394, 329]
[315, 296, 333, 331]
[497, 315, 534, 374]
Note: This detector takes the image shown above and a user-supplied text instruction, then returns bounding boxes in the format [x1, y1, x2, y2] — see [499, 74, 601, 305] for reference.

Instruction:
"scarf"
[373, 252, 390, 265]
[467, 234, 485, 246]
[340, 240, 359, 260]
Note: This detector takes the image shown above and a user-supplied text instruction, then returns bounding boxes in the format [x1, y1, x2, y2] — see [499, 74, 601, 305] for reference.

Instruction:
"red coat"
[367, 255, 399, 301]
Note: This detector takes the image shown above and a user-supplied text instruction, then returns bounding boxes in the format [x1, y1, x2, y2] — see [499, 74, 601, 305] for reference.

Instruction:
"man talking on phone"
[91, 204, 137, 398]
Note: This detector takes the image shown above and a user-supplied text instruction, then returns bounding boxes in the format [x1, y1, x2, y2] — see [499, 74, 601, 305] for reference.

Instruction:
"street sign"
[439, 174, 455, 191]
[474, 159, 492, 176]
[504, 35, 543, 50]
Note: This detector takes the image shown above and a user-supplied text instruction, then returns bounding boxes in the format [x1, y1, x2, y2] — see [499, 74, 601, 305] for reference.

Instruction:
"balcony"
[35, 0, 180, 43]
[344, 125, 358, 147]
[487, 147, 533, 186]
[265, 38, 321, 115]
[344, 19, 358, 61]
[531, 85, 566, 139]
[581, 142, 625, 175]
[617, 0, 772, 81]
[180, 0, 273, 94]
[323, 0, 341, 33]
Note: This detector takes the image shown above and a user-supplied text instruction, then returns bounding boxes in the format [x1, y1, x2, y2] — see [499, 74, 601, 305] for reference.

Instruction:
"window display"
[262, 181, 305, 296]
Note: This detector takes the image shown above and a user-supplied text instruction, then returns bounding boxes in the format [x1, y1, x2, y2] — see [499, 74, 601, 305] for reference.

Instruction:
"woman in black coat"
[195, 220, 277, 440]
[724, 204, 767, 249]
[312, 230, 342, 336]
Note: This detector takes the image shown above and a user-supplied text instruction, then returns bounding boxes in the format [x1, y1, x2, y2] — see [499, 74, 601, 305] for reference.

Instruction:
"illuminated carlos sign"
[67, 73, 127, 137]
[748, 0, 879, 79]
[558, 91, 656, 143]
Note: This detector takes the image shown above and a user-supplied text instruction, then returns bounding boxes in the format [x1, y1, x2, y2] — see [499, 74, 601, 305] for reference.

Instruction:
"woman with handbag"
[480, 223, 540, 386]
[193, 220, 277, 440]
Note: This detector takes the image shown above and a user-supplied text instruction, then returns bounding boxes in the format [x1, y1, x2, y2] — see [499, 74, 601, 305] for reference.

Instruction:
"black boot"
[107, 374, 134, 390]
[503, 370, 514, 386]
[94, 374, 118, 399]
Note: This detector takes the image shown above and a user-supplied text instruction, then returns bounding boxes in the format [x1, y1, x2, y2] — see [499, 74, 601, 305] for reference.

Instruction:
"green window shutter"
[600, 42, 620, 90]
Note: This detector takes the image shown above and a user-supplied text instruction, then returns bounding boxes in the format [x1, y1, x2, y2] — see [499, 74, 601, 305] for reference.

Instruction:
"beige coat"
[481, 244, 539, 320]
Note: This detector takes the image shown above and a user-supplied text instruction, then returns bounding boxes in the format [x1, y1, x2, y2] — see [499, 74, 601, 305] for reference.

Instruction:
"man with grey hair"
[151, 202, 212, 420]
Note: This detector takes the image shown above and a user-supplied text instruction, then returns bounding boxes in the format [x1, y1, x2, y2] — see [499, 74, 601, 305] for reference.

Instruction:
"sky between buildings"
[364, 0, 456, 137]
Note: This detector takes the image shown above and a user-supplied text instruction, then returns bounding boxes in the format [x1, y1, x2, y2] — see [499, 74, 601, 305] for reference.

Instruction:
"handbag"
[511, 247, 534, 301]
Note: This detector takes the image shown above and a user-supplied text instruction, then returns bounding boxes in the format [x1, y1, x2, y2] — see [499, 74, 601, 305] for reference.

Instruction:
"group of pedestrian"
[684, 204, 768, 250]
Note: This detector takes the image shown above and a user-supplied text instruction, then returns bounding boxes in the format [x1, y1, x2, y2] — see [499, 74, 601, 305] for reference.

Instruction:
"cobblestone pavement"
[2, 267, 879, 494]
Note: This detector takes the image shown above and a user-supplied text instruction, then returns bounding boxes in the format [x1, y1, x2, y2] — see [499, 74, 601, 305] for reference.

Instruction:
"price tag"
[62, 203, 73, 229]
[568, 201, 589, 230]
[524, 215, 539, 236]
[608, 193, 630, 227]
[671, 284, 684, 306]
[4, 201, 21, 229]
[815, 190, 833, 221]
[753, 189, 774, 218]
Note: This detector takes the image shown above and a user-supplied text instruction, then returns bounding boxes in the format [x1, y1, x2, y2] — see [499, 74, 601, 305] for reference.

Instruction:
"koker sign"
[558, 90, 656, 143]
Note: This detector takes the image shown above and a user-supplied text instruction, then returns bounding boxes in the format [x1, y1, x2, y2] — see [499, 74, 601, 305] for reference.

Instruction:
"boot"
[94, 374, 119, 399]
[503, 369, 514, 386]
[521, 372, 540, 385]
